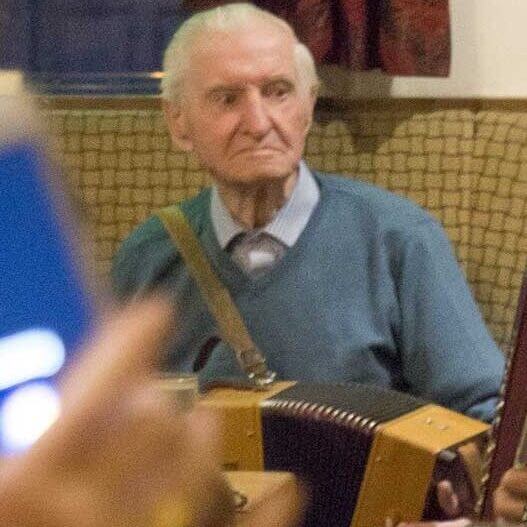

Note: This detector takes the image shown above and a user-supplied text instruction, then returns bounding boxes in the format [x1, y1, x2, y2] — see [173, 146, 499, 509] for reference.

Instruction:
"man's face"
[165, 22, 316, 190]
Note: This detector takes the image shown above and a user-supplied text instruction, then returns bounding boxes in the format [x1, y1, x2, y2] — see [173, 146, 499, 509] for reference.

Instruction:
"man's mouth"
[236, 146, 282, 155]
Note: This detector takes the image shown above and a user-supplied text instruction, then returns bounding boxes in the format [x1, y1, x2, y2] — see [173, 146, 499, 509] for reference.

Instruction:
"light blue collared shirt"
[210, 161, 320, 251]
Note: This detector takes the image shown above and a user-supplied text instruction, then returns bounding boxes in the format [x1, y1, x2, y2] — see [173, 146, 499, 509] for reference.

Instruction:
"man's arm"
[393, 217, 505, 421]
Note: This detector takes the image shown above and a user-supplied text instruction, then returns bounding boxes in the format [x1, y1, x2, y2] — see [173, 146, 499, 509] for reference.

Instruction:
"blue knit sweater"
[112, 172, 504, 422]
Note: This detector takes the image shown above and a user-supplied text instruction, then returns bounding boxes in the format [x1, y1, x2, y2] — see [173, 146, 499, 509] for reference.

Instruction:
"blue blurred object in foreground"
[0, 72, 94, 453]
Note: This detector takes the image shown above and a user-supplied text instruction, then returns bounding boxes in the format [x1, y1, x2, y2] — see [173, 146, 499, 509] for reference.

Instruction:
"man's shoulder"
[118, 214, 166, 254]
[120, 188, 212, 252]
[178, 187, 213, 226]
[111, 188, 212, 297]
[314, 171, 433, 227]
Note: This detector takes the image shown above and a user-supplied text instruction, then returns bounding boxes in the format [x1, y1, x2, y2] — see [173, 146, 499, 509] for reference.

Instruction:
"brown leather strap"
[157, 205, 276, 388]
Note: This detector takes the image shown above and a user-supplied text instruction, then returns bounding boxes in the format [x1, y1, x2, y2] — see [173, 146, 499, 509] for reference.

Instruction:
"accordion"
[201, 381, 489, 527]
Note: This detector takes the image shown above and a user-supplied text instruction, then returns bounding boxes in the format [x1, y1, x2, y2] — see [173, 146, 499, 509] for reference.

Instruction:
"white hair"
[160, 3, 319, 103]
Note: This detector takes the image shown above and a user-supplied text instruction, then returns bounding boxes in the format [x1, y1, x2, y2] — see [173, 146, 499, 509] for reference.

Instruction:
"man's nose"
[241, 92, 272, 137]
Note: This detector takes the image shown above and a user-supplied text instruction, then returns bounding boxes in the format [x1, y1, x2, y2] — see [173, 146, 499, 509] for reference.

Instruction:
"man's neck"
[216, 171, 298, 229]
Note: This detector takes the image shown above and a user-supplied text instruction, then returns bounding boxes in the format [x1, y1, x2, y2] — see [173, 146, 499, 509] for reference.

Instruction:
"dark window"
[0, 0, 192, 94]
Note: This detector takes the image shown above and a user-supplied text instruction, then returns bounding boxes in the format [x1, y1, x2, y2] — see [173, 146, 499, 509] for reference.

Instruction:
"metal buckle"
[239, 347, 276, 389]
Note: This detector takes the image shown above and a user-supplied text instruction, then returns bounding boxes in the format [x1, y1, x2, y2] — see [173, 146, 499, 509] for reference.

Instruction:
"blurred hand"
[397, 480, 466, 527]
[236, 481, 304, 527]
[399, 438, 485, 527]
[0, 298, 242, 527]
[398, 520, 471, 527]
[436, 480, 462, 518]
[494, 465, 527, 522]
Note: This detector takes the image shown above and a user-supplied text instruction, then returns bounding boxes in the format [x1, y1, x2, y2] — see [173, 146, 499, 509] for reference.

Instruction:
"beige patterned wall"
[43, 98, 527, 351]
[470, 110, 527, 348]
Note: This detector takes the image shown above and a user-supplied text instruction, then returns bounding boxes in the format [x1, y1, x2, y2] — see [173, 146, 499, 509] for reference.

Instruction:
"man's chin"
[214, 162, 298, 186]
[240, 168, 295, 187]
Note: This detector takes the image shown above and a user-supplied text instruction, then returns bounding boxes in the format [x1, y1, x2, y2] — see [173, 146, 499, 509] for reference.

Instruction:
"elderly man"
[112, 3, 504, 422]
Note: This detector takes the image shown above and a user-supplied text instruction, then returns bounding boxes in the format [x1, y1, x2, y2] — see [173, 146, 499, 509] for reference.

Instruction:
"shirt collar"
[211, 161, 320, 249]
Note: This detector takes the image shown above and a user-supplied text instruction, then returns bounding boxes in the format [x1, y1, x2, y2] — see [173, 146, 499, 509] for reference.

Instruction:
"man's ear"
[162, 100, 193, 152]
[303, 86, 318, 134]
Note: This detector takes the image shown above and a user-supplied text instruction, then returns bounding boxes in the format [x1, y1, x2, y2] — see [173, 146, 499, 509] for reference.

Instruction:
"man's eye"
[220, 93, 237, 105]
[265, 83, 292, 99]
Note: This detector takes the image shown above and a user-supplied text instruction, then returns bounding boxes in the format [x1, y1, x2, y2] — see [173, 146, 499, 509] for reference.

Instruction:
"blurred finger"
[62, 296, 174, 402]
[236, 479, 304, 527]
[436, 480, 461, 518]
[24, 297, 174, 465]
[57, 297, 172, 419]
[500, 466, 527, 498]
[398, 519, 471, 527]
[153, 407, 234, 527]
[494, 484, 526, 522]
[80, 386, 189, 492]
[174, 407, 222, 493]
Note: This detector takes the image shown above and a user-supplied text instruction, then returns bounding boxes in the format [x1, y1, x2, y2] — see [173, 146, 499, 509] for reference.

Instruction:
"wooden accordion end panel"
[201, 382, 489, 527]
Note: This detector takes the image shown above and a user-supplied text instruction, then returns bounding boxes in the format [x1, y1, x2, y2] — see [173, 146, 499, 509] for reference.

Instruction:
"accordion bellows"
[201, 381, 489, 527]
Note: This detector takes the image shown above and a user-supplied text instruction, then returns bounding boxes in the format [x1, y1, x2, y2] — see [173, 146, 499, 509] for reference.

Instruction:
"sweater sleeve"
[393, 218, 505, 422]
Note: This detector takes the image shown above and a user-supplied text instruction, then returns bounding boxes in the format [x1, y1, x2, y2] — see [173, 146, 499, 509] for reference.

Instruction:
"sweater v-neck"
[199, 174, 326, 293]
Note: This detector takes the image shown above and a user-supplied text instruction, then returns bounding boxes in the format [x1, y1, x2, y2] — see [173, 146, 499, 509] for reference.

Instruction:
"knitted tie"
[230, 232, 286, 277]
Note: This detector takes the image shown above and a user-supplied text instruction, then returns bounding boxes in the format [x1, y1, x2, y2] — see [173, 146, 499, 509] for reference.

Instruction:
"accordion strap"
[156, 205, 276, 389]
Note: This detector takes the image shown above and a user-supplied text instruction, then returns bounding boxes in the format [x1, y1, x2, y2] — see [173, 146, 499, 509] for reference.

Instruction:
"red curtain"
[186, 0, 451, 77]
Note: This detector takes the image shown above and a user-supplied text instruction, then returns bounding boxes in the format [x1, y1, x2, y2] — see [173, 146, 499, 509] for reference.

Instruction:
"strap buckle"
[239, 347, 277, 389]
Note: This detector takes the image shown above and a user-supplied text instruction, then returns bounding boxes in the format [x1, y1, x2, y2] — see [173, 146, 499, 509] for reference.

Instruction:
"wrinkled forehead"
[190, 16, 296, 53]
[187, 22, 299, 86]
